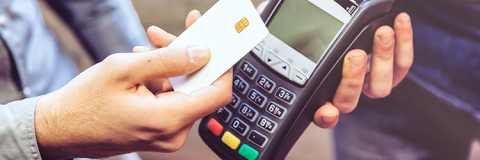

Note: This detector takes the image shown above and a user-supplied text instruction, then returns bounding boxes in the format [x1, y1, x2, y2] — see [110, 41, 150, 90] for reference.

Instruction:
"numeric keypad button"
[275, 87, 296, 105]
[257, 116, 278, 133]
[240, 61, 258, 80]
[229, 93, 240, 108]
[233, 75, 249, 94]
[238, 104, 258, 122]
[216, 107, 232, 122]
[248, 130, 268, 148]
[247, 89, 267, 108]
[231, 118, 249, 136]
[266, 102, 287, 119]
[256, 75, 276, 93]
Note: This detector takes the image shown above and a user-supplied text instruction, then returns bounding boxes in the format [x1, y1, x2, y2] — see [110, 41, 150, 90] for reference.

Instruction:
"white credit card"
[169, 0, 269, 94]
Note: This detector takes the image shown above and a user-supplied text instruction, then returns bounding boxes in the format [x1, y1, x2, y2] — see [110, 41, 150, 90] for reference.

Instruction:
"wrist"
[35, 94, 73, 159]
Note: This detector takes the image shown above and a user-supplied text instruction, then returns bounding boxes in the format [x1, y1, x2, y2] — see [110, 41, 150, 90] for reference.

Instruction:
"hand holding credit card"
[169, 0, 269, 94]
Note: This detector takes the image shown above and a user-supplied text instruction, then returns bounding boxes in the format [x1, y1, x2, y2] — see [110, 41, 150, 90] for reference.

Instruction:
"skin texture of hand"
[133, 10, 204, 94]
[313, 12, 414, 128]
[34, 10, 232, 159]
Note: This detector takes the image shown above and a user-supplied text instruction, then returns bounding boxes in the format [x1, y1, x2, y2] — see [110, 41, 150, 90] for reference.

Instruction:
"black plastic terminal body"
[198, 0, 399, 159]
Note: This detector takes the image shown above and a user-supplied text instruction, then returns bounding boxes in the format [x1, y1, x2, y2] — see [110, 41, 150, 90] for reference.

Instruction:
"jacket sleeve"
[0, 97, 42, 160]
[44, 0, 150, 62]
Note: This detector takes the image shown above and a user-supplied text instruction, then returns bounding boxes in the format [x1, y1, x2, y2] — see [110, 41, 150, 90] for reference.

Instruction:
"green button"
[238, 144, 259, 160]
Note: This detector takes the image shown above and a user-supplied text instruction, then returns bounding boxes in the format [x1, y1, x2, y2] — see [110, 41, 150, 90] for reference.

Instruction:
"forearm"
[0, 97, 41, 160]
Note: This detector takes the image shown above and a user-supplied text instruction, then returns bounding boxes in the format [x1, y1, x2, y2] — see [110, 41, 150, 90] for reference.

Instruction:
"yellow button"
[222, 131, 241, 150]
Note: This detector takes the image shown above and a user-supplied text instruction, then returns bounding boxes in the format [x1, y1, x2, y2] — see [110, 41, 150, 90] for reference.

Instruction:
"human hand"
[132, 10, 205, 94]
[254, 1, 413, 128]
[34, 11, 232, 159]
[313, 13, 414, 128]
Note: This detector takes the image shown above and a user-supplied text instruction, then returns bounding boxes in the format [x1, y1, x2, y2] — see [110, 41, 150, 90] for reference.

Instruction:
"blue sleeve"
[0, 97, 42, 160]
[45, 0, 150, 62]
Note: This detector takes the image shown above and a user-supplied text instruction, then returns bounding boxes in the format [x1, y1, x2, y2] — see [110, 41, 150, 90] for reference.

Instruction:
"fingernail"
[192, 10, 201, 17]
[401, 16, 411, 28]
[133, 46, 150, 52]
[322, 115, 337, 124]
[350, 56, 366, 68]
[148, 25, 166, 34]
[379, 32, 393, 46]
[187, 45, 210, 63]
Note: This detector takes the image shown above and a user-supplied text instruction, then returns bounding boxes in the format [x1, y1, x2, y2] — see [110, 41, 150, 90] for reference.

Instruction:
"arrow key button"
[264, 50, 282, 66]
[271, 62, 291, 78]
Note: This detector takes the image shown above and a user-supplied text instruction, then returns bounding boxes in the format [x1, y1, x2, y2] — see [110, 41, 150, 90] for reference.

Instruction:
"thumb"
[115, 45, 211, 84]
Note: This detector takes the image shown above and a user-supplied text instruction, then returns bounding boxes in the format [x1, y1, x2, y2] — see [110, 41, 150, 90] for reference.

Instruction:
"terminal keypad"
[210, 59, 298, 160]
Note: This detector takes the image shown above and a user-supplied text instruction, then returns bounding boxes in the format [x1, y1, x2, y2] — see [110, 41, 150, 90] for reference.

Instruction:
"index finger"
[186, 10, 202, 29]
[147, 26, 177, 48]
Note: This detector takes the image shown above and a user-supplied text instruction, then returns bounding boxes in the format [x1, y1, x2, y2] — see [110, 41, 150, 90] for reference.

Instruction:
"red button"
[208, 118, 223, 136]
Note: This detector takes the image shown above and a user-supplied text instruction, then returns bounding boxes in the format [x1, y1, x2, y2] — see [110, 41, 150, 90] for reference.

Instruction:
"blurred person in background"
[325, 0, 480, 159]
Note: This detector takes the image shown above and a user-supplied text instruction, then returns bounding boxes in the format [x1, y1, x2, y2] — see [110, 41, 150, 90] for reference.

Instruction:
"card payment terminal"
[198, 0, 402, 159]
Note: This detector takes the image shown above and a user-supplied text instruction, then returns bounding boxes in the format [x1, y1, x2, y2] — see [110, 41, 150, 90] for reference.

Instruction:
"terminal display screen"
[267, 0, 345, 63]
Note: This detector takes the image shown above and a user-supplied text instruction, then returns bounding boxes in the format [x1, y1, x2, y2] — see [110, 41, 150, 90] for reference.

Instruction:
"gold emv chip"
[235, 17, 249, 33]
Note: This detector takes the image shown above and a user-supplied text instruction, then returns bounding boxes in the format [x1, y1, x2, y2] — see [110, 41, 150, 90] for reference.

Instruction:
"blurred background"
[38, 0, 335, 159]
